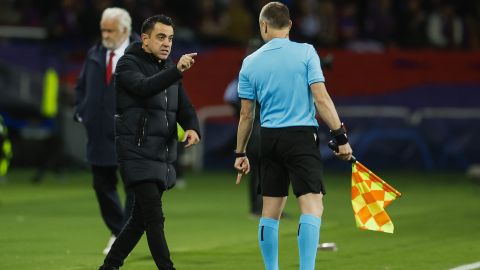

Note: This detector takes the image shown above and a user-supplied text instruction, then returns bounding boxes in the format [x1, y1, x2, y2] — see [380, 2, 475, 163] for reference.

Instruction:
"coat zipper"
[137, 115, 147, 147]
[164, 89, 169, 189]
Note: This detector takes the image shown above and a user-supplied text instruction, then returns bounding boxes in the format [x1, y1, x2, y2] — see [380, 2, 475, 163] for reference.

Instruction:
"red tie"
[106, 51, 115, 85]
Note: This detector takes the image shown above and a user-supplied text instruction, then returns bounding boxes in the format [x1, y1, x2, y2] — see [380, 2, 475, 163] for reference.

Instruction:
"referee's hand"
[335, 143, 353, 161]
[234, 157, 250, 185]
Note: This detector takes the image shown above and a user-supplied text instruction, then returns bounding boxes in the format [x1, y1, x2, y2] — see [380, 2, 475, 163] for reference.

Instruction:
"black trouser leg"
[102, 182, 175, 270]
[249, 163, 262, 215]
[248, 125, 263, 215]
[123, 186, 135, 225]
[248, 139, 262, 215]
[135, 182, 175, 270]
[92, 165, 125, 236]
[103, 199, 145, 268]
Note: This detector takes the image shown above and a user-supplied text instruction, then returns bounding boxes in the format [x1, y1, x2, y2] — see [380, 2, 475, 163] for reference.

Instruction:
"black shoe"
[98, 266, 118, 270]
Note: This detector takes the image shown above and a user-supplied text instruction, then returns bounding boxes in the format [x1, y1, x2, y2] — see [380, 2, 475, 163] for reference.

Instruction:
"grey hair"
[101, 7, 132, 35]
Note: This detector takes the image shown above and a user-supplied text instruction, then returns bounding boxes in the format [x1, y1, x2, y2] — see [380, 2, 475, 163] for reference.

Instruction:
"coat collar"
[89, 35, 139, 67]
[124, 41, 174, 68]
[89, 44, 107, 68]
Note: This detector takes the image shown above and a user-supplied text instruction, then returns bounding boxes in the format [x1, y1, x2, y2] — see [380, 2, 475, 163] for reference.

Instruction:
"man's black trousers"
[102, 181, 175, 270]
[92, 165, 134, 236]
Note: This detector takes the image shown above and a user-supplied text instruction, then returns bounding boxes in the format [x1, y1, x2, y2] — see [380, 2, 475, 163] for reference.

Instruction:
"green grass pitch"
[1, 169, 479, 269]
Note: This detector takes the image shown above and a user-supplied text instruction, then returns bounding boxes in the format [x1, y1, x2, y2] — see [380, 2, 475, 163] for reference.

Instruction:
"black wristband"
[234, 151, 247, 158]
[329, 123, 348, 145]
[333, 133, 348, 145]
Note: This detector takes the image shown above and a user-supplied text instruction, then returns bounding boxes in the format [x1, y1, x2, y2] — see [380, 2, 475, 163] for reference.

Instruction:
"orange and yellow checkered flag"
[351, 161, 401, 233]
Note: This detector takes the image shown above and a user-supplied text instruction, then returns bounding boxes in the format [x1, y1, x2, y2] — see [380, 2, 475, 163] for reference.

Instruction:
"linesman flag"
[351, 161, 402, 233]
[328, 141, 401, 234]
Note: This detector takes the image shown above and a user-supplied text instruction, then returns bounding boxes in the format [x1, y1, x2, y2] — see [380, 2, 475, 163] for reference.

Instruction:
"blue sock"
[297, 214, 321, 270]
[258, 218, 280, 270]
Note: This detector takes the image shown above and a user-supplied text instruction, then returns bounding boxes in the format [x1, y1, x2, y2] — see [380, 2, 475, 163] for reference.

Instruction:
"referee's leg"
[298, 193, 324, 217]
[258, 197, 286, 270]
[262, 196, 287, 220]
[297, 193, 323, 270]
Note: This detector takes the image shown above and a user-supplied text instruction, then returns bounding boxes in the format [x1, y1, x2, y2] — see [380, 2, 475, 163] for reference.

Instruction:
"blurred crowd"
[0, 0, 479, 51]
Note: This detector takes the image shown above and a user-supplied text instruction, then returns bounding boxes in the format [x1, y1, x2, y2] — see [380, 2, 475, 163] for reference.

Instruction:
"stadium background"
[1, 0, 480, 269]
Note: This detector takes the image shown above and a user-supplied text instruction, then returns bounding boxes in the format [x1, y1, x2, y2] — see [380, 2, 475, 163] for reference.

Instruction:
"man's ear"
[141, 33, 149, 44]
[260, 21, 267, 34]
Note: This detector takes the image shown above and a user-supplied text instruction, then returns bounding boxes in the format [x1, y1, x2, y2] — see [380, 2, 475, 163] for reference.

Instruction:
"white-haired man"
[74, 7, 136, 254]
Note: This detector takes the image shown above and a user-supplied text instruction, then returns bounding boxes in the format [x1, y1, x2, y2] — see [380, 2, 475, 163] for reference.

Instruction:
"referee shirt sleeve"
[237, 65, 255, 100]
[306, 45, 325, 85]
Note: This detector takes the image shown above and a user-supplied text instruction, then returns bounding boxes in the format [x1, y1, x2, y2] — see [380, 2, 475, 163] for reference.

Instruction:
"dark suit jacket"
[74, 36, 137, 166]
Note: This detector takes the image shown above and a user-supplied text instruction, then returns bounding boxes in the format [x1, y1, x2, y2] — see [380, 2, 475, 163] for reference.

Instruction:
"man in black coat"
[74, 7, 135, 255]
[98, 15, 200, 270]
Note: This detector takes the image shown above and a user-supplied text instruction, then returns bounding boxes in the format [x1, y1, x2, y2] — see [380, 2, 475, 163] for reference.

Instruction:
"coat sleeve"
[177, 82, 200, 137]
[115, 55, 183, 98]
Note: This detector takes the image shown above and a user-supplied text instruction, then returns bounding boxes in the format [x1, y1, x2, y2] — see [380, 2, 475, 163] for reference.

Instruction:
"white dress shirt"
[106, 38, 130, 72]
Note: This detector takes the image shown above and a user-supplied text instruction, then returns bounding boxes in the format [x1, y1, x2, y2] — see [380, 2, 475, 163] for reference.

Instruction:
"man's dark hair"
[260, 2, 290, 29]
[141, 14, 174, 35]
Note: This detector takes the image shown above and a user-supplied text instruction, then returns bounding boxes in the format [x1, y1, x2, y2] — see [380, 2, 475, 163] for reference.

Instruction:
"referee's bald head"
[259, 2, 290, 29]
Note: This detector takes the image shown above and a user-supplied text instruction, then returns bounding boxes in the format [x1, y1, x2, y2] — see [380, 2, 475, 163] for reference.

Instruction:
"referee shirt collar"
[264, 37, 289, 50]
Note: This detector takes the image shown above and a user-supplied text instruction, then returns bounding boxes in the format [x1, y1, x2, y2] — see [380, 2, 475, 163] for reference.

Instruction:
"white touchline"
[450, 262, 480, 270]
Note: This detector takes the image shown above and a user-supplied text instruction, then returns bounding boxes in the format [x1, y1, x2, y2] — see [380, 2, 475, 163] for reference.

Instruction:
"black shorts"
[259, 126, 326, 197]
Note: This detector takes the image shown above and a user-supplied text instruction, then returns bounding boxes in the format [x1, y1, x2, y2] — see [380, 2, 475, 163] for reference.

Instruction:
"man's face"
[100, 18, 127, 50]
[142, 23, 174, 60]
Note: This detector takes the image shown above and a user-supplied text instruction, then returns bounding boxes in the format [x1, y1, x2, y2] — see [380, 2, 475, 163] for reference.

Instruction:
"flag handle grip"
[328, 140, 357, 163]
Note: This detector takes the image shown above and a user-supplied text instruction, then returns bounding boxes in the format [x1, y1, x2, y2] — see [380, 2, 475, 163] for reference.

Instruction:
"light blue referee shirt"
[238, 38, 325, 128]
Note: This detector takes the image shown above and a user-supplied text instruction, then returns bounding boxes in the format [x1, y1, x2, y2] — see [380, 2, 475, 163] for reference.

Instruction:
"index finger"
[185, 52, 197, 57]
[236, 173, 243, 185]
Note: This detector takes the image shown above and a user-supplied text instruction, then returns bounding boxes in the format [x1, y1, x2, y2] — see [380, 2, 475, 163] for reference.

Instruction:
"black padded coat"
[114, 41, 200, 189]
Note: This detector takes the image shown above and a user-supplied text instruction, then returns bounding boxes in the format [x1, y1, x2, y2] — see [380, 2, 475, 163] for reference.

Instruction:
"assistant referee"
[234, 2, 353, 270]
